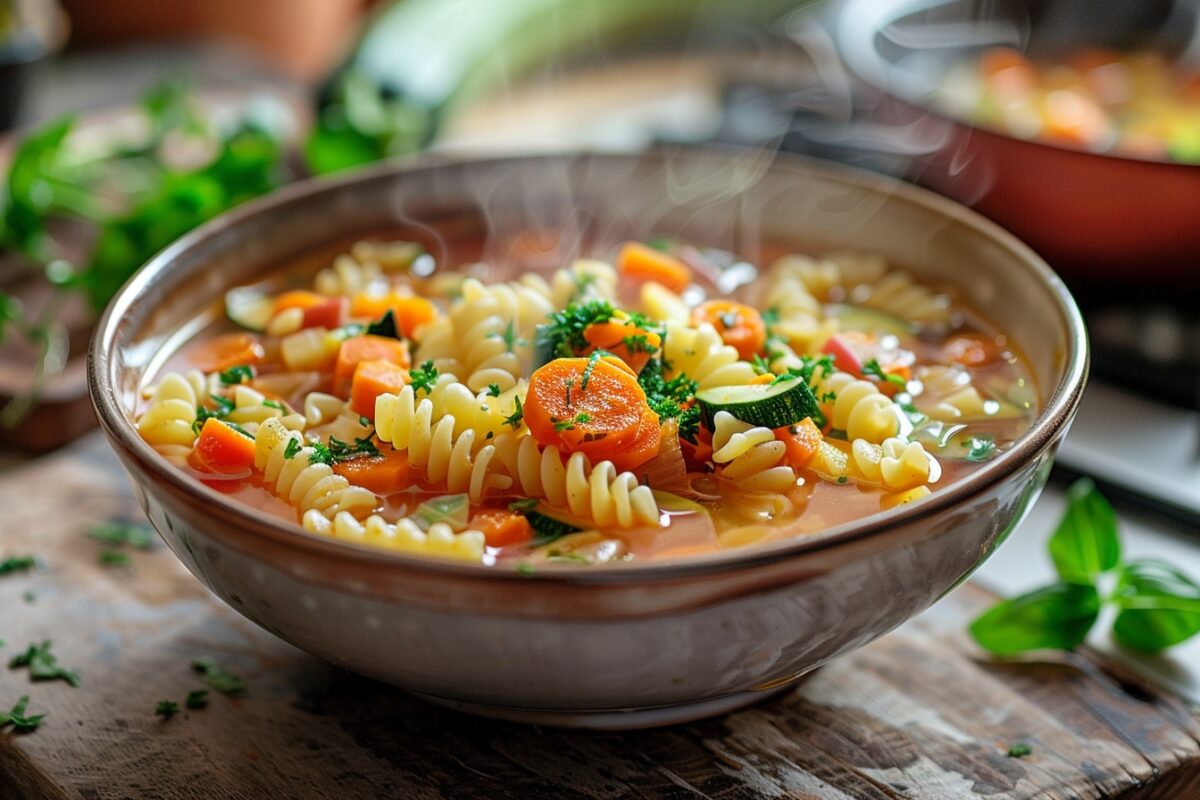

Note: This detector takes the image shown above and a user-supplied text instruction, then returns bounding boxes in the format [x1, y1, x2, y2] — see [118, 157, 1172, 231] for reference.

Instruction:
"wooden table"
[1, 434, 1198, 799]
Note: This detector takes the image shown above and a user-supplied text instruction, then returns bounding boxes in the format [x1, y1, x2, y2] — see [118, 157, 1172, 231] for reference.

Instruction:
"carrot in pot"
[192, 332, 265, 373]
[583, 319, 661, 374]
[350, 359, 409, 419]
[193, 418, 256, 474]
[616, 242, 692, 294]
[351, 294, 439, 336]
[610, 407, 662, 474]
[334, 334, 411, 396]
[775, 418, 823, 470]
[523, 357, 648, 464]
[470, 509, 534, 548]
[273, 290, 328, 314]
[690, 300, 766, 361]
[332, 446, 411, 495]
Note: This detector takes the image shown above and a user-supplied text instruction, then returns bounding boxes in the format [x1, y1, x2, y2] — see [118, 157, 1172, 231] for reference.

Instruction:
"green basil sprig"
[970, 478, 1200, 655]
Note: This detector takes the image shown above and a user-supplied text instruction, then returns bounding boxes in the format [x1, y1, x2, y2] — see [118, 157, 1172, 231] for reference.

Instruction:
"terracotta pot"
[89, 150, 1087, 728]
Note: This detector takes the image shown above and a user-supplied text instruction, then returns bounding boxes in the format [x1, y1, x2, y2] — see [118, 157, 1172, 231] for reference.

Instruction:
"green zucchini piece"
[696, 377, 819, 430]
[526, 511, 582, 544]
[830, 304, 914, 338]
[225, 287, 275, 333]
[414, 494, 469, 531]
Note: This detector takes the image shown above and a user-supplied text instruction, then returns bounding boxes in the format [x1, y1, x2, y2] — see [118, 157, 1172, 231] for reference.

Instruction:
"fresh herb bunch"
[0, 79, 285, 424]
[970, 478, 1200, 654]
[637, 356, 700, 443]
[535, 300, 614, 361]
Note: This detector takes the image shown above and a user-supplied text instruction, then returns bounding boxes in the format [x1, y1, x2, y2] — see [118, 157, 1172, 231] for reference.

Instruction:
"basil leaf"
[1047, 478, 1120, 584]
[969, 582, 1101, 655]
[1111, 559, 1200, 652]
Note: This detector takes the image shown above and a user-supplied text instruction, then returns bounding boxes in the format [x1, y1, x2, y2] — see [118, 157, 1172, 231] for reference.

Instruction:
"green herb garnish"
[503, 395, 524, 430]
[965, 435, 996, 463]
[8, 641, 80, 686]
[87, 521, 154, 550]
[155, 700, 180, 720]
[638, 356, 700, 443]
[327, 435, 380, 462]
[262, 399, 282, 410]
[535, 300, 614, 360]
[579, 349, 606, 392]
[970, 478, 1200, 655]
[365, 309, 400, 339]
[218, 365, 253, 385]
[358, 415, 371, 427]
[191, 658, 247, 696]
[486, 383, 501, 397]
[185, 689, 209, 710]
[0, 695, 45, 732]
[749, 353, 772, 376]
[552, 412, 591, 432]
[409, 360, 439, 395]
[99, 549, 132, 567]
[1007, 742, 1033, 758]
[862, 359, 906, 388]
[0, 556, 38, 577]
[283, 438, 302, 460]
[508, 498, 539, 513]
[192, 394, 236, 434]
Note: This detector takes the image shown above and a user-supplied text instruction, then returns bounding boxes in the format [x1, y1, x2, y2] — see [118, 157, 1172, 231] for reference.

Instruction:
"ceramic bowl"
[89, 150, 1088, 729]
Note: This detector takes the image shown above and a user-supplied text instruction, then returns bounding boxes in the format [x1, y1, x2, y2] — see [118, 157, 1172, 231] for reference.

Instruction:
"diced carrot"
[774, 418, 823, 469]
[194, 418, 256, 474]
[301, 297, 348, 330]
[334, 335, 411, 396]
[351, 294, 439, 337]
[332, 445, 411, 495]
[524, 357, 648, 464]
[944, 333, 1000, 367]
[350, 359, 409, 419]
[616, 242, 692, 294]
[192, 332, 265, 373]
[273, 290, 328, 314]
[691, 300, 766, 361]
[469, 509, 534, 548]
[610, 407, 662, 473]
[583, 319, 662, 374]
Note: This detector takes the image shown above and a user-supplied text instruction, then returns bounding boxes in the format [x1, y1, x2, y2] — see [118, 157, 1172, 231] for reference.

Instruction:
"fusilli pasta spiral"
[662, 321, 757, 390]
[137, 371, 205, 448]
[710, 412, 796, 492]
[302, 510, 485, 563]
[850, 438, 934, 491]
[812, 371, 901, 443]
[254, 418, 377, 519]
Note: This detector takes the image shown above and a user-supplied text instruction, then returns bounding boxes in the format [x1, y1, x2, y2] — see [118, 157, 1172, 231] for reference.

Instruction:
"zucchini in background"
[308, 0, 809, 173]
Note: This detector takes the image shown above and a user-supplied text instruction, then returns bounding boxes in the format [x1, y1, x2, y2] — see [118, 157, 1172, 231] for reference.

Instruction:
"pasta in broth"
[140, 236, 1038, 566]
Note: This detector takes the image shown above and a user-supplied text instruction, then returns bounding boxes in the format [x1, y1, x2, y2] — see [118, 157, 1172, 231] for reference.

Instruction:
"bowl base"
[410, 684, 797, 730]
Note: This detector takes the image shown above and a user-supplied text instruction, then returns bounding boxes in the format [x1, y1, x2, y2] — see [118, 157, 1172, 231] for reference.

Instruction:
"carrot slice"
[524, 357, 648, 463]
[350, 359, 409, 419]
[194, 418, 256, 474]
[351, 294, 439, 337]
[774, 418, 823, 470]
[691, 300, 766, 361]
[192, 332, 265, 373]
[332, 445, 411, 495]
[273, 290, 328, 314]
[616, 242, 692, 294]
[611, 407, 663, 474]
[334, 335, 411, 396]
[469, 509, 534, 548]
[583, 319, 661, 374]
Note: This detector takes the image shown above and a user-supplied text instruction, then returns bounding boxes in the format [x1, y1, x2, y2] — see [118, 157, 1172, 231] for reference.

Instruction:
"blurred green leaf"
[1112, 559, 1200, 652]
[970, 582, 1101, 655]
[1048, 478, 1120, 584]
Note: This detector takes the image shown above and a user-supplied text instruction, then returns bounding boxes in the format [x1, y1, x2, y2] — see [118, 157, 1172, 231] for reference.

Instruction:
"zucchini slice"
[225, 287, 275, 333]
[526, 511, 582, 544]
[696, 376, 819, 430]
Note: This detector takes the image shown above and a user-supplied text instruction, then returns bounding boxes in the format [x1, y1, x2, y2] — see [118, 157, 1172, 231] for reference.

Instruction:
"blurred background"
[0, 0, 1195, 531]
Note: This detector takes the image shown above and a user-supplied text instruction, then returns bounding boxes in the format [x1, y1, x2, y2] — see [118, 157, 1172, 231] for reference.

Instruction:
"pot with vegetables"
[90, 150, 1086, 727]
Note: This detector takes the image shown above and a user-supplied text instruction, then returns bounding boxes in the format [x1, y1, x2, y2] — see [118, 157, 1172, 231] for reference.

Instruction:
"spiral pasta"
[710, 412, 795, 492]
[916, 365, 992, 422]
[850, 438, 934, 491]
[854, 269, 951, 326]
[226, 385, 286, 434]
[313, 240, 423, 296]
[638, 280, 690, 324]
[137, 371, 205, 448]
[520, 260, 618, 308]
[302, 510, 485, 563]
[760, 256, 839, 353]
[812, 371, 900, 443]
[489, 433, 660, 528]
[661, 321, 757, 390]
[254, 418, 377, 519]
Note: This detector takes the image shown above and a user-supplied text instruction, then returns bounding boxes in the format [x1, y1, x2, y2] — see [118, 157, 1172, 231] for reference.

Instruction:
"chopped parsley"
[836, 475, 848, 484]
[770, 354, 835, 387]
[966, 434, 996, 462]
[1007, 742, 1033, 758]
[750, 353, 772, 376]
[488, 318, 523, 352]
[358, 415, 371, 428]
[862, 359, 907, 388]
[0, 556, 38, 577]
[155, 700, 180, 720]
[88, 521, 154, 550]
[761, 307, 779, 326]
[192, 394, 236, 434]
[192, 658, 247, 696]
[282, 437, 302, 460]
[365, 309, 400, 339]
[486, 383, 501, 397]
[8, 641, 80, 686]
[218, 365, 253, 385]
[535, 300, 614, 360]
[0, 695, 45, 733]
[98, 549, 132, 567]
[553, 412, 591, 432]
[579, 350, 607, 392]
[327, 435, 380, 461]
[621, 334, 656, 354]
[262, 399, 282, 410]
[503, 395, 524, 430]
[409, 360, 439, 395]
[185, 689, 209, 710]
[638, 357, 701, 443]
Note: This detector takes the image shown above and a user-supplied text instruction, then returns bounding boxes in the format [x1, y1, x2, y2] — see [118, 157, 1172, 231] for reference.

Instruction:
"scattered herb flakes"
[503, 395, 524, 430]
[326, 435, 380, 462]
[98, 549, 132, 567]
[579, 349, 606, 392]
[192, 658, 247, 696]
[1007, 742, 1033, 758]
[192, 394, 236, 434]
[535, 300, 614, 360]
[155, 700, 180, 720]
[771, 354, 835, 387]
[0, 556, 38, 577]
[638, 357, 700, 443]
[966, 435, 997, 463]
[749, 353, 772, 376]
[0, 695, 45, 733]
[862, 358, 906, 388]
[283, 437, 302, 460]
[262, 399, 283, 410]
[409, 360, 439, 395]
[365, 309, 400, 339]
[8, 641, 80, 687]
[87, 521, 154, 551]
[486, 383, 502, 398]
[218, 364, 253, 385]
[358, 415, 371, 428]
[185, 689, 209, 710]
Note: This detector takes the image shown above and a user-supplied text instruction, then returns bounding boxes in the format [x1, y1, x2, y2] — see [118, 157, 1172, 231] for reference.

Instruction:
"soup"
[135, 237, 1037, 566]
[937, 47, 1200, 163]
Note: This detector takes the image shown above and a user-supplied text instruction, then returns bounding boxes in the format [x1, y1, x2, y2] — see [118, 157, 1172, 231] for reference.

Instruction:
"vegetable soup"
[137, 234, 1037, 566]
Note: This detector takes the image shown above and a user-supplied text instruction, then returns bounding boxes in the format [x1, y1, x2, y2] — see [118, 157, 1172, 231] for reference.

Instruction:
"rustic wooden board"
[1, 434, 1198, 799]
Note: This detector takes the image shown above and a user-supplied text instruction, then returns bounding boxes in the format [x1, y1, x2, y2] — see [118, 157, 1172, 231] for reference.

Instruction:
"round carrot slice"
[524, 357, 648, 463]
[691, 300, 766, 361]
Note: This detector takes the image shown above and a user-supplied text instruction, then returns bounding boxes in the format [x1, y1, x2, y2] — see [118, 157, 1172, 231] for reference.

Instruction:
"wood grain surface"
[0, 434, 1197, 800]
